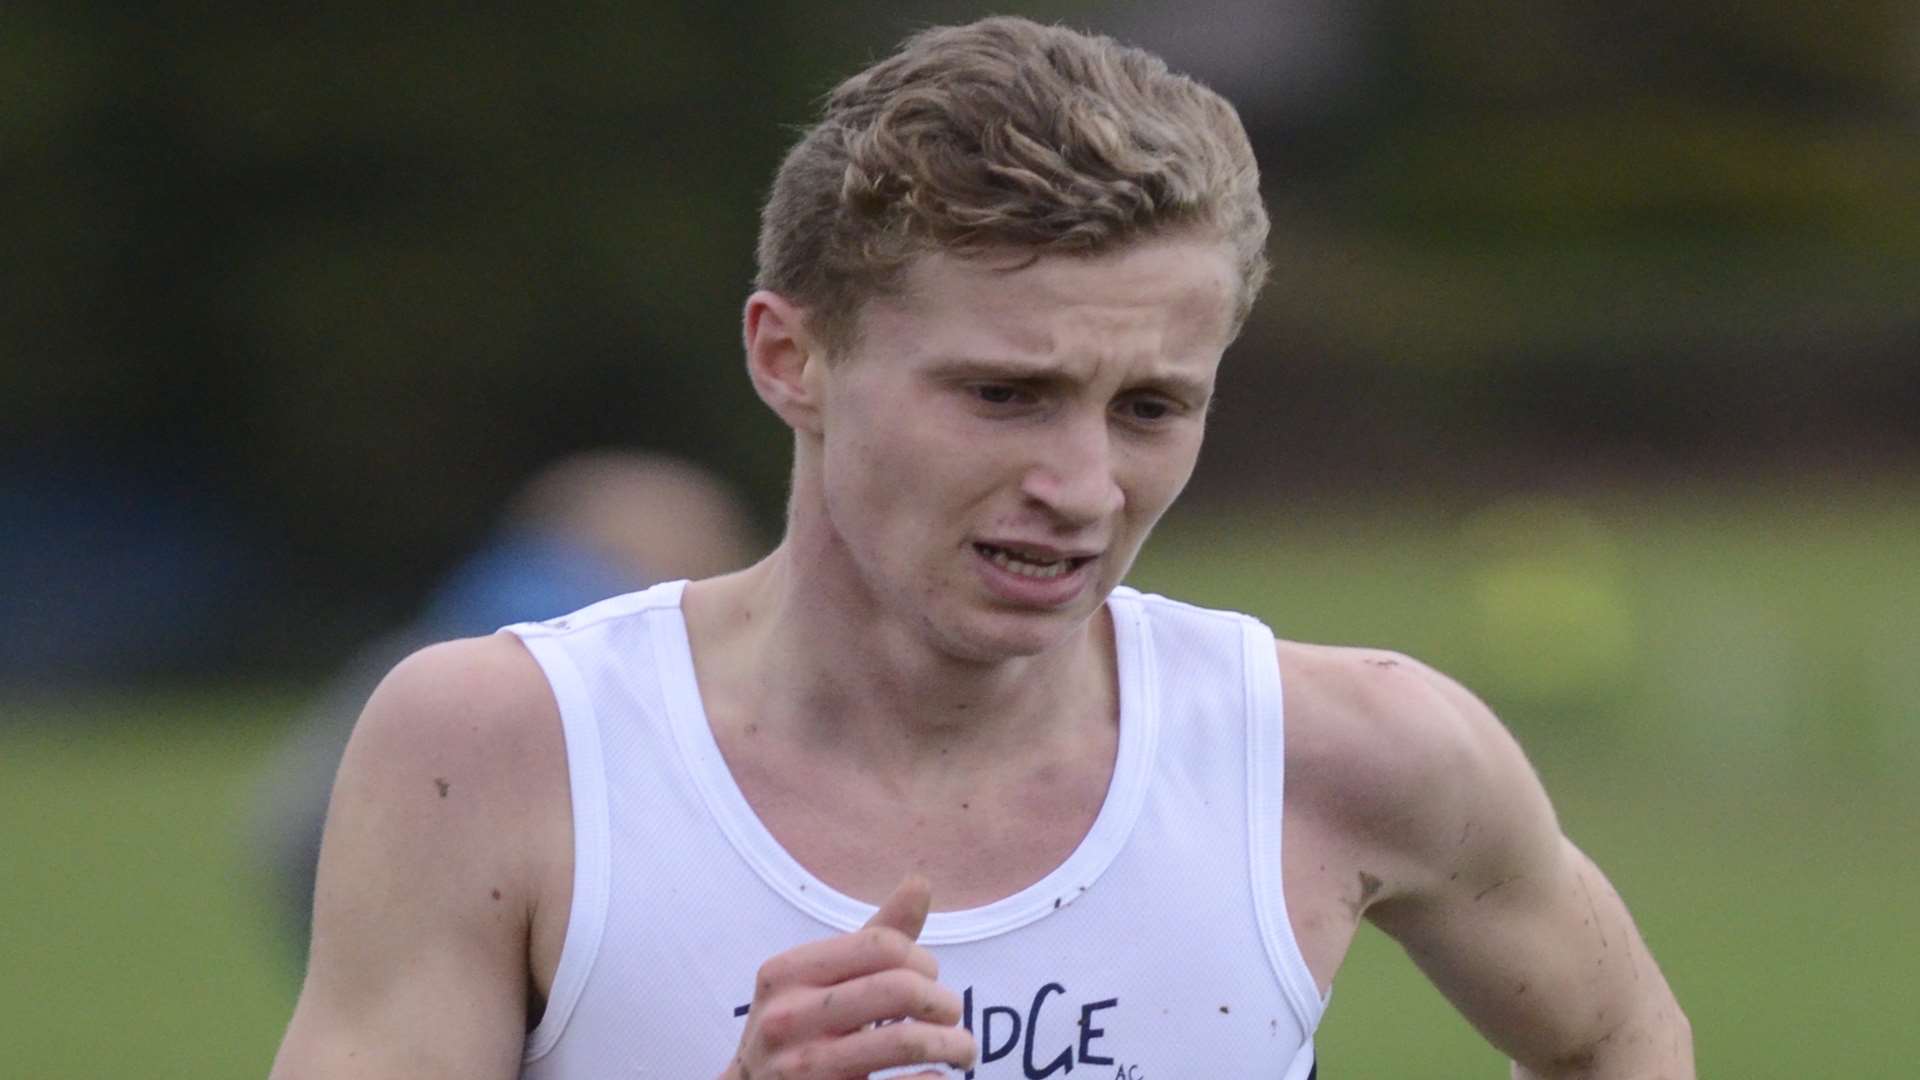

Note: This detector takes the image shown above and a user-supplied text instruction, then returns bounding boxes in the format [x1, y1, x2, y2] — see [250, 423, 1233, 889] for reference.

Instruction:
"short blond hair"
[756, 16, 1269, 356]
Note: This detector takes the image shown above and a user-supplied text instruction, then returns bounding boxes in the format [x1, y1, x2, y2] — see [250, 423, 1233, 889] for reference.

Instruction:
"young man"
[272, 17, 1692, 1079]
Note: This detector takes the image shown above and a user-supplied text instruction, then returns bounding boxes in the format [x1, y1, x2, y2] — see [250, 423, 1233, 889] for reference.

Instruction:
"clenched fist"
[720, 876, 978, 1080]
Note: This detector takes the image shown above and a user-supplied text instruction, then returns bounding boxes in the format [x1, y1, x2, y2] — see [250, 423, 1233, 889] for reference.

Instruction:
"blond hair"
[756, 16, 1269, 356]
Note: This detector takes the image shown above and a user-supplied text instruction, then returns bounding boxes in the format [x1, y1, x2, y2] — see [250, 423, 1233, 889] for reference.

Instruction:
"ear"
[743, 290, 827, 436]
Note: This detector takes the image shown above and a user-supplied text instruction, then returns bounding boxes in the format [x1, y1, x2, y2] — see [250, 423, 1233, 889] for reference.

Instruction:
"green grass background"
[4, 487, 1916, 1076]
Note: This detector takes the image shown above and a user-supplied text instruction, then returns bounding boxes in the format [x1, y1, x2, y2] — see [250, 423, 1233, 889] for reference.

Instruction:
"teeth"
[981, 544, 1073, 580]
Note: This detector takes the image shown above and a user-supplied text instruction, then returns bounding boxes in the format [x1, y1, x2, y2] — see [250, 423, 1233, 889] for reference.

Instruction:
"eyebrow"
[928, 356, 1214, 401]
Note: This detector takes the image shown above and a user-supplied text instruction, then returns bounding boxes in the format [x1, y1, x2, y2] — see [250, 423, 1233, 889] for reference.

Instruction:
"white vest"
[509, 582, 1325, 1079]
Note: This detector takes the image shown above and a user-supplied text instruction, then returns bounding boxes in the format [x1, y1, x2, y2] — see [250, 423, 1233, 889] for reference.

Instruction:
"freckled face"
[812, 234, 1241, 662]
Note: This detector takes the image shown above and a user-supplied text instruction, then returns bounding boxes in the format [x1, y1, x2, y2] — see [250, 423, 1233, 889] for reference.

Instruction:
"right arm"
[270, 635, 567, 1079]
[269, 636, 974, 1080]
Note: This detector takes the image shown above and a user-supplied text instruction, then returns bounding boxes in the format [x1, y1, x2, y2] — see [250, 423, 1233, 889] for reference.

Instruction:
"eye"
[971, 383, 1036, 407]
[1121, 396, 1173, 422]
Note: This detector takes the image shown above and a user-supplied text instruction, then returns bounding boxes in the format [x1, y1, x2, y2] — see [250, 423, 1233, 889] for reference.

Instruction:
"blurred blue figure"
[252, 450, 757, 963]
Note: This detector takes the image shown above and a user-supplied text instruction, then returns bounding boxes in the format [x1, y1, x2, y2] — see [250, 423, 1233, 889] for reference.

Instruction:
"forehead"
[854, 235, 1241, 370]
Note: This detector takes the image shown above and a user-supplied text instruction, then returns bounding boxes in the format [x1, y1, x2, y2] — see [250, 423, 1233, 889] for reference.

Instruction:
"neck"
[683, 541, 1115, 775]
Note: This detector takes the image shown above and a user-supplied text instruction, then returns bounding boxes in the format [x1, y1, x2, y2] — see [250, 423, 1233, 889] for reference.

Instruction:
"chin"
[930, 601, 1095, 664]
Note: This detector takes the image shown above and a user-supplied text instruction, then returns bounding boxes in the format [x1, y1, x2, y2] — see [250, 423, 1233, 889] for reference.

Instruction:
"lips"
[973, 542, 1096, 576]
[967, 541, 1105, 611]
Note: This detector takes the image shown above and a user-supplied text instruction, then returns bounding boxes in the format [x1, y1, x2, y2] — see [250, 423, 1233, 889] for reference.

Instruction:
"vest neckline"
[651, 581, 1159, 944]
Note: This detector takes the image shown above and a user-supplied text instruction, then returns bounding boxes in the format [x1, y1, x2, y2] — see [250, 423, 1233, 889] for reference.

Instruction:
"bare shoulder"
[325, 630, 571, 915]
[1276, 640, 1556, 900]
[1275, 640, 1695, 1074]
[272, 632, 568, 1078]
[343, 632, 562, 800]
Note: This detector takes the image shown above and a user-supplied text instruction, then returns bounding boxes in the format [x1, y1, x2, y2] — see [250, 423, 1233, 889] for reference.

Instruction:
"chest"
[527, 784, 1319, 1080]
[723, 740, 1117, 909]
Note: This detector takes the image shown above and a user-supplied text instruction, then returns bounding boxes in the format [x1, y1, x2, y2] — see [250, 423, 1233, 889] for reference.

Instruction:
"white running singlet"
[507, 581, 1326, 1079]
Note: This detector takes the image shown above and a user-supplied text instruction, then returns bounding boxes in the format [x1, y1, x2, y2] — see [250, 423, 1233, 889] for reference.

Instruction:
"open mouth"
[973, 542, 1095, 581]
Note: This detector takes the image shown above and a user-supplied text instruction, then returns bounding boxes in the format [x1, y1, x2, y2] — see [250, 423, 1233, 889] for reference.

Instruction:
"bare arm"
[270, 635, 568, 1079]
[1290, 647, 1692, 1078]
[271, 634, 971, 1080]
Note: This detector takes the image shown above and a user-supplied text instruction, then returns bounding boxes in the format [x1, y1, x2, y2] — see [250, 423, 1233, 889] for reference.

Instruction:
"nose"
[1019, 411, 1124, 527]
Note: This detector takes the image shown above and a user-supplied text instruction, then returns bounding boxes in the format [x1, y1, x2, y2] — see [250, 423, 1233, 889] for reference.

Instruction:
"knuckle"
[755, 956, 789, 993]
[872, 966, 918, 995]
[897, 942, 939, 980]
[919, 986, 962, 1023]
[766, 1044, 812, 1079]
[955, 1029, 981, 1067]
[862, 925, 907, 961]
[881, 1022, 925, 1055]
[873, 967, 933, 1013]
[756, 1001, 802, 1044]
[935, 1024, 979, 1068]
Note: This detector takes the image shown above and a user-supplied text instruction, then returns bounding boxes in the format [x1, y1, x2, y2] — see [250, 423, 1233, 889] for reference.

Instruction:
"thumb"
[863, 873, 933, 941]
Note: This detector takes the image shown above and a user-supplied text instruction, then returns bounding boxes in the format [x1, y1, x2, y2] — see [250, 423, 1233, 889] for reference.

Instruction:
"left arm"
[1328, 653, 1694, 1077]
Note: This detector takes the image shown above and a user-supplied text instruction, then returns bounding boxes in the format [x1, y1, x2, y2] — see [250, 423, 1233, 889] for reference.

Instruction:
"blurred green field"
[4, 488, 1916, 1077]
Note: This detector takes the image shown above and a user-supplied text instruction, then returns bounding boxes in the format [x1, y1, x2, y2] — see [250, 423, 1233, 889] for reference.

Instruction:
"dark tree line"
[5, 1, 1915, 670]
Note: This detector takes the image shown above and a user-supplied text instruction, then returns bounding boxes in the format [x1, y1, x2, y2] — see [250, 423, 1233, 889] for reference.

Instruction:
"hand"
[720, 875, 977, 1080]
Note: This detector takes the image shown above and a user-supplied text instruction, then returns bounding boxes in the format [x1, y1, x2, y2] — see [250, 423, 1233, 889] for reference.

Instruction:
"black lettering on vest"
[981, 1005, 1023, 1065]
[1076, 997, 1118, 1066]
[1023, 982, 1073, 1077]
